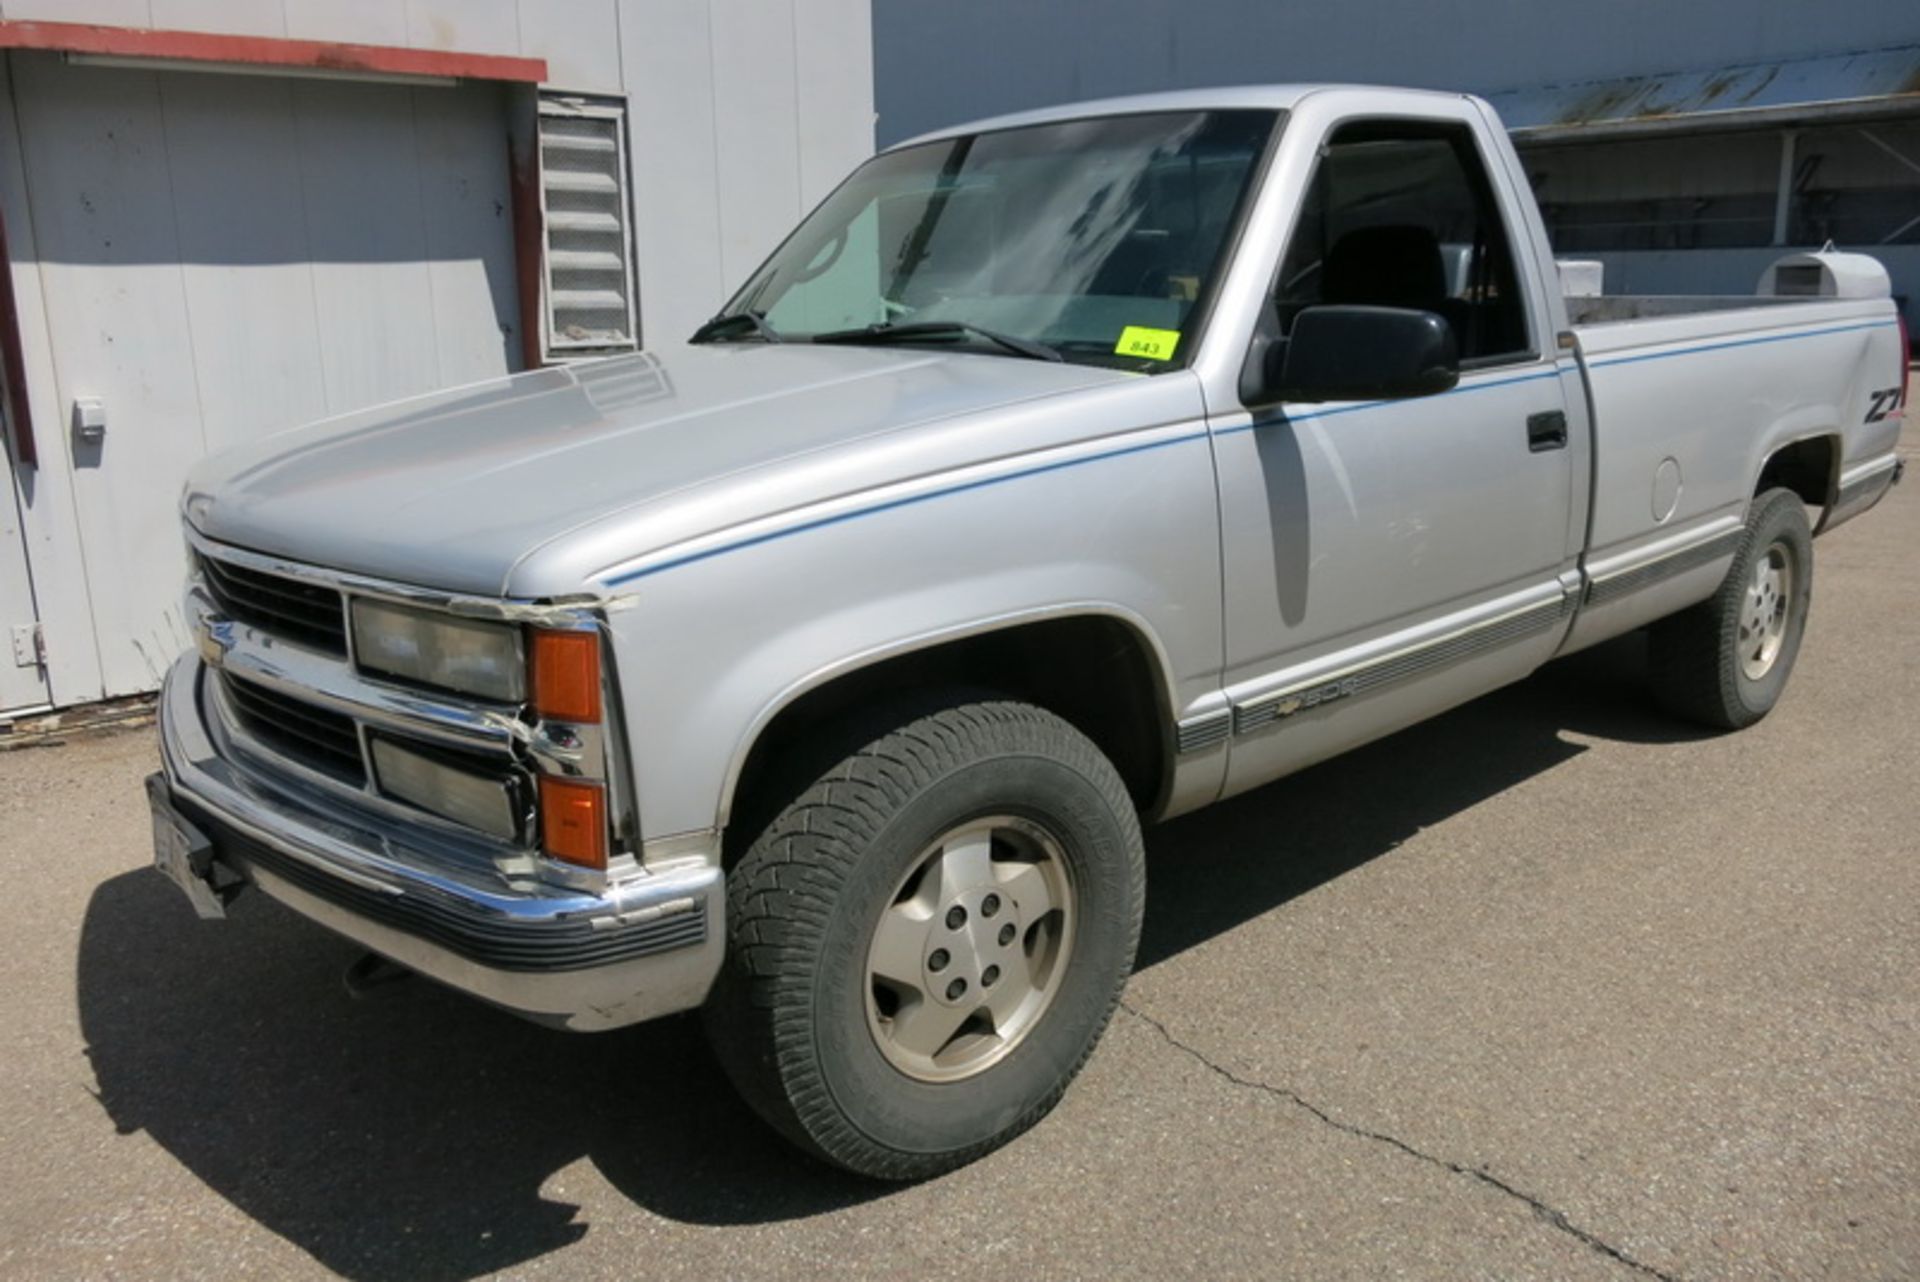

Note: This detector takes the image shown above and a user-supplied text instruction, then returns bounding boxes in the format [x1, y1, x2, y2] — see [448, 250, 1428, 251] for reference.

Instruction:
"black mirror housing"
[1256, 305, 1460, 405]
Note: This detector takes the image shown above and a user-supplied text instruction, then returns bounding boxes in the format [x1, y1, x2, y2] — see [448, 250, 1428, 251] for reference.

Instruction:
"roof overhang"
[0, 19, 547, 86]
[1490, 44, 1920, 145]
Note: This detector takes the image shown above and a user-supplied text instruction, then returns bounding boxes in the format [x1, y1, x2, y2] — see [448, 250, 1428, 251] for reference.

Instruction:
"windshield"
[721, 109, 1279, 369]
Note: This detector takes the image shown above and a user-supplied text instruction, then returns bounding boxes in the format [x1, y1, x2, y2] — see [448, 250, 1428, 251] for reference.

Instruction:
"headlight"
[350, 599, 525, 702]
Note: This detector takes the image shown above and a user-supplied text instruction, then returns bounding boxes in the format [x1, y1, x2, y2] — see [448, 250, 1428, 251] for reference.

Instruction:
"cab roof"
[889, 84, 1480, 150]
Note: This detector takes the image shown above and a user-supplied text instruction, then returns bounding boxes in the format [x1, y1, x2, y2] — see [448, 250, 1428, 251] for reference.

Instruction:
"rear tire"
[1649, 487, 1813, 729]
[703, 696, 1144, 1180]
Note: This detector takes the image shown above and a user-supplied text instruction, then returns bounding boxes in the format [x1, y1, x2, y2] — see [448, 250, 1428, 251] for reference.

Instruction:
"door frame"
[0, 51, 102, 710]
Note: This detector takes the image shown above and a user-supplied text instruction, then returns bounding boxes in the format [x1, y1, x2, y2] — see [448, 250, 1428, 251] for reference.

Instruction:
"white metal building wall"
[2, 55, 519, 701]
[0, 0, 877, 347]
[0, 0, 876, 715]
[622, 0, 876, 343]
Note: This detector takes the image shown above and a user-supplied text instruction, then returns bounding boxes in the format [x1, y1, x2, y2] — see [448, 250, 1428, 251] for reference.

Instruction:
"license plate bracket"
[145, 773, 235, 920]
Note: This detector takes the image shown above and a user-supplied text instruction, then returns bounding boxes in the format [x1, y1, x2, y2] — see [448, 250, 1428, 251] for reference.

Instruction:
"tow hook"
[343, 952, 414, 998]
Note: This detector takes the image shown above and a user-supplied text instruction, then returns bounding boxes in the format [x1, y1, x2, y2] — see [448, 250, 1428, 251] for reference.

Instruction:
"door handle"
[1526, 410, 1568, 452]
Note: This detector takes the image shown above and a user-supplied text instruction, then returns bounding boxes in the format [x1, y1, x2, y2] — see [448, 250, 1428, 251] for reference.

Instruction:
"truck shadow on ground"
[75, 633, 1704, 1279]
[1135, 630, 1703, 969]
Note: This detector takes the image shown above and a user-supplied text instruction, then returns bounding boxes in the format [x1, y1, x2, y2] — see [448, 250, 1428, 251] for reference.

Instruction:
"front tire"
[1649, 487, 1813, 729]
[704, 697, 1145, 1180]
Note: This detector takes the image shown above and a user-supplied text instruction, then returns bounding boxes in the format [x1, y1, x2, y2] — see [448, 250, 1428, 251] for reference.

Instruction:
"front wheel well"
[722, 616, 1171, 863]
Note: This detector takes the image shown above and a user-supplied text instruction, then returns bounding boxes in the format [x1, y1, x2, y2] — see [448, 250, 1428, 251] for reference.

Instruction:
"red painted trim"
[0, 202, 36, 469]
[0, 20, 546, 84]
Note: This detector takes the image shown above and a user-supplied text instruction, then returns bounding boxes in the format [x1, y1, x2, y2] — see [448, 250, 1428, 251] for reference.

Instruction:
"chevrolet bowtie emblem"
[196, 618, 236, 668]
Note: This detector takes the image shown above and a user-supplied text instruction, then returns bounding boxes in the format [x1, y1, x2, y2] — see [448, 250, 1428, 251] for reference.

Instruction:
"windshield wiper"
[689, 309, 782, 344]
[811, 321, 1063, 363]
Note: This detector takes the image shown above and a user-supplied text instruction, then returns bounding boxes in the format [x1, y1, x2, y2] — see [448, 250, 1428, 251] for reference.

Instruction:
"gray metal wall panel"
[708, 1, 805, 296]
[282, 0, 410, 45]
[402, 0, 521, 56]
[872, 0, 1920, 144]
[618, 0, 728, 346]
[517, 0, 624, 93]
[148, 0, 285, 36]
[295, 80, 452, 414]
[413, 82, 522, 384]
[158, 72, 331, 455]
[0, 0, 153, 25]
[794, 0, 877, 208]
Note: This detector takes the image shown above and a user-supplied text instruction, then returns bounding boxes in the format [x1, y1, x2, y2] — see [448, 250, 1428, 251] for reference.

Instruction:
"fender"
[713, 601, 1186, 831]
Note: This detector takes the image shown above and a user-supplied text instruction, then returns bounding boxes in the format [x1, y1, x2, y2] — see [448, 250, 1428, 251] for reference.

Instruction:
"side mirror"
[1249, 305, 1460, 405]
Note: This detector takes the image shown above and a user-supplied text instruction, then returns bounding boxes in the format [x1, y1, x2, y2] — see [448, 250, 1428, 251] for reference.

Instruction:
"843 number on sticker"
[1114, 326, 1181, 361]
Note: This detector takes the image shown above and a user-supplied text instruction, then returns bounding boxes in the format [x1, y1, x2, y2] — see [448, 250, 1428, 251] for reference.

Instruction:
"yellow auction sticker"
[1114, 326, 1181, 361]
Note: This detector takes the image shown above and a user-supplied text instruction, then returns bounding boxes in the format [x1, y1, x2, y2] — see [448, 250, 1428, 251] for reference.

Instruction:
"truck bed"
[1562, 294, 1903, 651]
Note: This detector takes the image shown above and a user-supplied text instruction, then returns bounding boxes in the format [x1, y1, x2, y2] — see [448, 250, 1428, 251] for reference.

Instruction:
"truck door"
[1212, 117, 1578, 799]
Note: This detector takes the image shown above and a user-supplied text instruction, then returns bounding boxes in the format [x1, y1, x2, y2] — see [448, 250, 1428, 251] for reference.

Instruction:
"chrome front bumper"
[154, 653, 725, 1031]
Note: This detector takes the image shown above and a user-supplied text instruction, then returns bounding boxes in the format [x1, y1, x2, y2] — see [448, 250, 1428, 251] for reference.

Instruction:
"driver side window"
[1274, 121, 1533, 364]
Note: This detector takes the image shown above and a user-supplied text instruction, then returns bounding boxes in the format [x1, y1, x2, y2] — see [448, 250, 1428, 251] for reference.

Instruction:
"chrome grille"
[217, 672, 535, 843]
[220, 673, 366, 784]
[186, 535, 622, 871]
[197, 553, 347, 654]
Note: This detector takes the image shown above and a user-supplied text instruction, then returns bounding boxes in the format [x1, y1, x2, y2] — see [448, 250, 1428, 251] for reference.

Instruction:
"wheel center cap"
[925, 888, 1020, 1005]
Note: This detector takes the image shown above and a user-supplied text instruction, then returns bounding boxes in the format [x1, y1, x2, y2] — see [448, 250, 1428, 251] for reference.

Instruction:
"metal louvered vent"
[539, 96, 639, 356]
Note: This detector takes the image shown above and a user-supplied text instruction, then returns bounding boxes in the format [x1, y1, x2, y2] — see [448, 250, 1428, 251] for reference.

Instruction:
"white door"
[7, 51, 519, 698]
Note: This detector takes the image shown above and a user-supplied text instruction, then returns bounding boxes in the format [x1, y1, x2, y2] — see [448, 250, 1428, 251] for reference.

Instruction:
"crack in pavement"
[1118, 1000, 1679, 1282]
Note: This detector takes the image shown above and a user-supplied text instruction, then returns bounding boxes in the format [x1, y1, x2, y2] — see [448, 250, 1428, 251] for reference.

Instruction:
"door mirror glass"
[1263, 304, 1459, 403]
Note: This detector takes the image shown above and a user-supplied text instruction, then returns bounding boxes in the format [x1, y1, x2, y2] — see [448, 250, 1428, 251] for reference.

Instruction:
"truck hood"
[185, 343, 1136, 596]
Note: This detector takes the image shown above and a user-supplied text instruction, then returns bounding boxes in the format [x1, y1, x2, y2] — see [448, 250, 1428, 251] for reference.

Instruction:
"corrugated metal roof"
[1489, 44, 1920, 142]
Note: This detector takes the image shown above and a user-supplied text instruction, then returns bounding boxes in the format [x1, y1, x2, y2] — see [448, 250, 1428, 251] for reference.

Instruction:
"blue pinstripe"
[600, 318, 1898, 587]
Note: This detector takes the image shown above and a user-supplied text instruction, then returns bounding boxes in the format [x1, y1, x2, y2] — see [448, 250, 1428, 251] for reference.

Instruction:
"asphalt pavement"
[3, 437, 1916, 1280]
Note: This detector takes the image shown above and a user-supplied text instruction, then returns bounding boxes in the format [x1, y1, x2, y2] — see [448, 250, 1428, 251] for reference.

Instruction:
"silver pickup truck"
[148, 85, 1907, 1179]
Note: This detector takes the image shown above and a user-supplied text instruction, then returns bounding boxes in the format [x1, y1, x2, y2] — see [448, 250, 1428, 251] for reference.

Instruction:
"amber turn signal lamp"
[530, 628, 602, 723]
[539, 776, 607, 870]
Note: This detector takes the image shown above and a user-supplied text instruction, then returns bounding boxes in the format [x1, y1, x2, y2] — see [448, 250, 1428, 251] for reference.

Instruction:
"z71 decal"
[1864, 387, 1903, 423]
